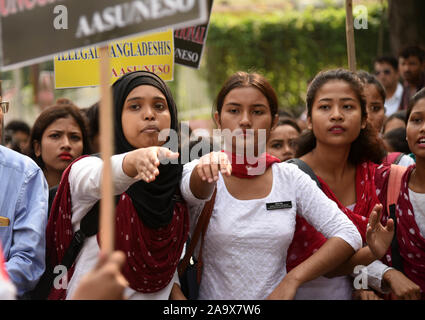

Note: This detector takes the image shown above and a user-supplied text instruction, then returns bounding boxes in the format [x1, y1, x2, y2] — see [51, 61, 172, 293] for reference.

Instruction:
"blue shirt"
[0, 146, 48, 296]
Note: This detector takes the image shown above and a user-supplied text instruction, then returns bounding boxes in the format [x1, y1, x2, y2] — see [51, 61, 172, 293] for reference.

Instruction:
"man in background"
[4, 120, 31, 153]
[374, 56, 404, 116]
[398, 45, 425, 110]
[0, 101, 49, 299]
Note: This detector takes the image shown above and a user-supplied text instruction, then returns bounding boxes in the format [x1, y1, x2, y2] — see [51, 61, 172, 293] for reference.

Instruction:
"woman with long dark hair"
[287, 69, 420, 300]
[375, 88, 425, 299]
[27, 102, 91, 188]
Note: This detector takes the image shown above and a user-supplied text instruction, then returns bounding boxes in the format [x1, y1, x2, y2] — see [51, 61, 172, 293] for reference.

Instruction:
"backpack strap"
[387, 164, 407, 211]
[178, 189, 217, 283]
[48, 186, 59, 218]
[394, 153, 404, 165]
[60, 201, 100, 270]
[60, 195, 121, 270]
[286, 158, 321, 189]
[386, 164, 408, 272]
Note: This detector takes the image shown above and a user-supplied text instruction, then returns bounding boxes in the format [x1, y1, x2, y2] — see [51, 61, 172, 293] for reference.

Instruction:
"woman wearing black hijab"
[45, 71, 189, 300]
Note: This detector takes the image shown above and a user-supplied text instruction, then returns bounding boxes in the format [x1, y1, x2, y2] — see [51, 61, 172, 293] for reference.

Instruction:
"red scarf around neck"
[287, 161, 380, 271]
[46, 156, 189, 299]
[222, 150, 280, 178]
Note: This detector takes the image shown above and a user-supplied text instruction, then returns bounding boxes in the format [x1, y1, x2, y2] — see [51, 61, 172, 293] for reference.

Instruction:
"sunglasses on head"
[375, 69, 391, 76]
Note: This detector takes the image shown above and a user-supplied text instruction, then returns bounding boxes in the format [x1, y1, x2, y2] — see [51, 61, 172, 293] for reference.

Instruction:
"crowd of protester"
[0, 45, 424, 300]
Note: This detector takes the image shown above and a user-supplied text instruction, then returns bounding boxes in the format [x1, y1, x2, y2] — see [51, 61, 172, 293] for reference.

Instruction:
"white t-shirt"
[65, 154, 180, 300]
[385, 83, 404, 116]
[398, 155, 416, 167]
[180, 160, 362, 300]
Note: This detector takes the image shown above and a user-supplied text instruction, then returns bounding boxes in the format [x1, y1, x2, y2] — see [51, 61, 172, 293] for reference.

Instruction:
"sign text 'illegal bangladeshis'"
[0, 0, 208, 71]
[54, 29, 175, 88]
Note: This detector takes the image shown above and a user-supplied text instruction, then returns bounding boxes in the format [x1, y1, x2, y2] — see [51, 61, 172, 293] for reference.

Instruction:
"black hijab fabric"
[112, 71, 182, 229]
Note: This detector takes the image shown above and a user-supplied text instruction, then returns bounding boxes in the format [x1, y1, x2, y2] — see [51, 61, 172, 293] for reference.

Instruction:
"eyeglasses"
[375, 69, 391, 76]
[0, 101, 9, 114]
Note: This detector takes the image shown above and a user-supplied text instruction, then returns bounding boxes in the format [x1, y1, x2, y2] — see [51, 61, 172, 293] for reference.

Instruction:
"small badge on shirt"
[0, 216, 10, 227]
[266, 201, 292, 210]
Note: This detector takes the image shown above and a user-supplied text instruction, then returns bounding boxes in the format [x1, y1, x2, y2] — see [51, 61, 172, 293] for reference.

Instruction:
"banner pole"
[99, 45, 115, 254]
[345, 0, 357, 72]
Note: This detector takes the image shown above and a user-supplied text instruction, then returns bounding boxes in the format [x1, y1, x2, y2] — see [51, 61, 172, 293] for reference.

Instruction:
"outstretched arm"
[122, 146, 180, 182]
[189, 151, 232, 200]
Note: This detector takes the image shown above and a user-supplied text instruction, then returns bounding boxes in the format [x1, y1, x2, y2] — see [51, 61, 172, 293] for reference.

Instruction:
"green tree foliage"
[202, 4, 389, 115]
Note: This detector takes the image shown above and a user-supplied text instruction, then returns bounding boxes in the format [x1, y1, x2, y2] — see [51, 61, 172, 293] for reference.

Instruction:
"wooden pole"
[377, 0, 385, 57]
[99, 45, 115, 254]
[31, 65, 39, 105]
[345, 0, 357, 72]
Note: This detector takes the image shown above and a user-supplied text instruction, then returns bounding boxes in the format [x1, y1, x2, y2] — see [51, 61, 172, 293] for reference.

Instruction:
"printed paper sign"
[54, 29, 174, 88]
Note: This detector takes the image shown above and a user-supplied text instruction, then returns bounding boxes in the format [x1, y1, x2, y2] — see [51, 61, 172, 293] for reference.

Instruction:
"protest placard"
[174, 0, 213, 69]
[0, 0, 207, 71]
[54, 29, 174, 88]
[0, 0, 207, 253]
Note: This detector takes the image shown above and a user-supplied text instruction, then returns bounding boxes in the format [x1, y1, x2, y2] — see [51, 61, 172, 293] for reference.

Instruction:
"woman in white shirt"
[45, 71, 188, 300]
[175, 71, 394, 300]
